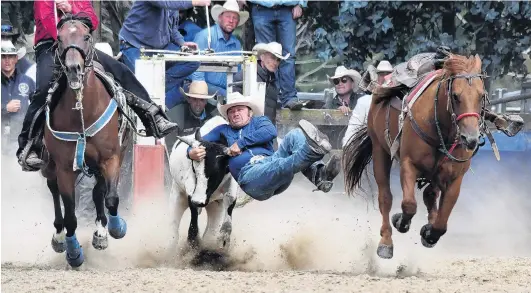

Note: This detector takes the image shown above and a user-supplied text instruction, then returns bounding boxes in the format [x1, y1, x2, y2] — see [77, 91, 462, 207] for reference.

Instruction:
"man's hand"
[189, 146, 206, 161]
[338, 105, 350, 115]
[56, 0, 72, 13]
[182, 42, 198, 50]
[192, 0, 211, 7]
[228, 142, 241, 156]
[6, 100, 21, 113]
[292, 5, 302, 19]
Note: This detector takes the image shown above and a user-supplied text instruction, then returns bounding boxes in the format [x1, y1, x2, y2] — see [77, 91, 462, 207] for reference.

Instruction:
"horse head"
[176, 129, 230, 207]
[56, 15, 94, 90]
[442, 54, 487, 151]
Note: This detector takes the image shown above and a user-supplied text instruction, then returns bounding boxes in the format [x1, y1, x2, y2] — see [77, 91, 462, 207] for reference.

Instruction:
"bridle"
[55, 20, 95, 84]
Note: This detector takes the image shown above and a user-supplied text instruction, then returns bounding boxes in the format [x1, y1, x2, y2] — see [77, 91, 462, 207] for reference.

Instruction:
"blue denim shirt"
[249, 0, 308, 8]
[179, 19, 202, 42]
[1, 70, 34, 141]
[119, 1, 193, 49]
[190, 24, 242, 88]
[187, 116, 277, 179]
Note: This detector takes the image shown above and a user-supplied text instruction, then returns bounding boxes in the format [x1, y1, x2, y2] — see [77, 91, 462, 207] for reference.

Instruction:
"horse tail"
[341, 124, 373, 196]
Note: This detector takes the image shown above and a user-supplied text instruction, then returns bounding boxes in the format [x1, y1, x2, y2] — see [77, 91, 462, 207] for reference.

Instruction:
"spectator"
[119, 0, 210, 108]
[190, 0, 248, 99]
[323, 66, 362, 115]
[165, 80, 219, 153]
[1, 40, 35, 155]
[245, 0, 306, 110]
[233, 42, 286, 126]
[1, 20, 34, 79]
[376, 60, 393, 85]
[178, 9, 202, 42]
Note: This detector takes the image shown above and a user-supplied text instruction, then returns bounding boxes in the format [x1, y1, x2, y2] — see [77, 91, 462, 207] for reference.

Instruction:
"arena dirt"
[2, 154, 531, 292]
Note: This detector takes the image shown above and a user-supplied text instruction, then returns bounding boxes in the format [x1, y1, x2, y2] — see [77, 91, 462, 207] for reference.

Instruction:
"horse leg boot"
[301, 154, 341, 192]
[103, 156, 127, 239]
[16, 90, 47, 171]
[125, 92, 179, 138]
[483, 108, 524, 137]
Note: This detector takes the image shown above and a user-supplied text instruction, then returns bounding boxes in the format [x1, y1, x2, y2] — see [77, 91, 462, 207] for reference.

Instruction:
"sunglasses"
[333, 77, 350, 85]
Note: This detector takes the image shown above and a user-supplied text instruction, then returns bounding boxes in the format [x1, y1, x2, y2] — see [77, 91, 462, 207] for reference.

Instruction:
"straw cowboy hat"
[179, 81, 216, 99]
[253, 42, 289, 60]
[376, 60, 393, 73]
[328, 66, 362, 85]
[217, 91, 263, 120]
[211, 0, 249, 27]
[1, 40, 19, 56]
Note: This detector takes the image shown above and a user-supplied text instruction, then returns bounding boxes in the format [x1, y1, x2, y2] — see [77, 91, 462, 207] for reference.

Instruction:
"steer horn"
[176, 136, 197, 147]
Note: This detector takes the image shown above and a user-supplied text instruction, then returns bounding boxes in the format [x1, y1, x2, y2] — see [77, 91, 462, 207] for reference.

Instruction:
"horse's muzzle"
[460, 133, 479, 151]
[65, 63, 83, 90]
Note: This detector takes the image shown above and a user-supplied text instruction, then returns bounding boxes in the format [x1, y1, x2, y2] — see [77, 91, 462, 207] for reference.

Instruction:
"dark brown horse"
[41, 18, 130, 267]
[343, 54, 488, 259]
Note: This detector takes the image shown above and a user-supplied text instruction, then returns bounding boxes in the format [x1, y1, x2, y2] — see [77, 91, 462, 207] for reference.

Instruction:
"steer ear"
[195, 129, 203, 142]
[176, 136, 197, 146]
[222, 147, 231, 155]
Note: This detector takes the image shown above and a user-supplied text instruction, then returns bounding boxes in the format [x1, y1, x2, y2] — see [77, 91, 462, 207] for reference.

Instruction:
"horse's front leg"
[392, 157, 419, 234]
[420, 175, 464, 248]
[57, 169, 84, 267]
[169, 186, 189, 250]
[187, 196, 201, 250]
[372, 144, 394, 259]
[49, 179, 66, 253]
[91, 173, 109, 250]
[102, 155, 127, 240]
[423, 183, 440, 224]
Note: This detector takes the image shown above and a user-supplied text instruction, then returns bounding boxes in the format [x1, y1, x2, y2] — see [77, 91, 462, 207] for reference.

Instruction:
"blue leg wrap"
[108, 214, 127, 239]
[65, 234, 84, 267]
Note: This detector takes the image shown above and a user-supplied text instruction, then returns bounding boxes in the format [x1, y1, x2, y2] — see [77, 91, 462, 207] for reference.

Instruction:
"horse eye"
[452, 93, 460, 102]
[84, 35, 91, 41]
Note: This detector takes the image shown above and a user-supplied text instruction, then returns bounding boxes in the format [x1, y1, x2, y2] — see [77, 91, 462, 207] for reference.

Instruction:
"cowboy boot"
[125, 92, 179, 138]
[302, 154, 341, 192]
[484, 109, 524, 137]
[17, 91, 47, 171]
[298, 119, 333, 155]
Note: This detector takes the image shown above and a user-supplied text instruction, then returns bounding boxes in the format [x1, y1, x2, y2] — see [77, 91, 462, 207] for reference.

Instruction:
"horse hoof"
[92, 232, 108, 250]
[51, 232, 66, 253]
[377, 244, 394, 259]
[392, 213, 411, 233]
[108, 215, 127, 239]
[420, 224, 438, 248]
[66, 247, 84, 268]
[421, 236, 436, 248]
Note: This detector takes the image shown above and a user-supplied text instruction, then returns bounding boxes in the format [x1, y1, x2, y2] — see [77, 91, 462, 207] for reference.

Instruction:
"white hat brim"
[217, 99, 263, 120]
[211, 5, 249, 27]
[179, 87, 216, 99]
[255, 48, 289, 60]
[328, 70, 362, 85]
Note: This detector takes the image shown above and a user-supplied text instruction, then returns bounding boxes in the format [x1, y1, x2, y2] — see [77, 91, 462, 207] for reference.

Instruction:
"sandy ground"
[2, 153, 531, 292]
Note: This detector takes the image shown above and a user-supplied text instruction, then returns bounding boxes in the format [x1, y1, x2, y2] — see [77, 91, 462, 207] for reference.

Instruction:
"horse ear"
[176, 136, 196, 146]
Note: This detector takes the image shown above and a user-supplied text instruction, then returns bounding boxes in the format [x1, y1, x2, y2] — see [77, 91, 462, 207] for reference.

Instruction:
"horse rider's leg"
[93, 49, 179, 138]
[49, 179, 67, 253]
[372, 143, 395, 259]
[392, 157, 419, 234]
[300, 153, 341, 193]
[482, 108, 524, 137]
[422, 183, 440, 224]
[187, 196, 201, 250]
[91, 173, 109, 250]
[101, 155, 127, 240]
[420, 176, 464, 248]
[57, 169, 85, 267]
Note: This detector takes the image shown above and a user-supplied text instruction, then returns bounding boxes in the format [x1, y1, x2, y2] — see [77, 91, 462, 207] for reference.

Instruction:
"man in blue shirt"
[119, 0, 209, 108]
[187, 92, 341, 201]
[177, 9, 202, 43]
[1, 40, 35, 155]
[188, 0, 248, 99]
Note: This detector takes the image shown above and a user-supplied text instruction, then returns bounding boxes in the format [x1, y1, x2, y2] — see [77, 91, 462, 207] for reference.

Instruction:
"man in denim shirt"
[189, 0, 248, 99]
[119, 0, 210, 108]
[187, 92, 341, 201]
[242, 0, 306, 110]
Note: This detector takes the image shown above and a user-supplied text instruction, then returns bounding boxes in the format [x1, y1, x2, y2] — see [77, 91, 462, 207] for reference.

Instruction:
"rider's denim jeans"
[251, 4, 297, 107]
[120, 42, 200, 109]
[237, 128, 323, 201]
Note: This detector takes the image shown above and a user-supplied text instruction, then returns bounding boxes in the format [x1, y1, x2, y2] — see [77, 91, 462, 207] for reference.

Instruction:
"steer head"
[176, 129, 230, 207]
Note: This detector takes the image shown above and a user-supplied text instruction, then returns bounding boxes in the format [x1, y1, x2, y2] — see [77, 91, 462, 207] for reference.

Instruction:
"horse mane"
[443, 54, 482, 76]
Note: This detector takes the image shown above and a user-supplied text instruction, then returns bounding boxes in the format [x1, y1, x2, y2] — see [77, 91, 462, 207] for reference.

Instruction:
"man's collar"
[1, 69, 17, 83]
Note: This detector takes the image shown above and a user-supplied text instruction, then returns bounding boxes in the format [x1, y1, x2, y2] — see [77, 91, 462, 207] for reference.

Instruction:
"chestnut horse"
[40, 18, 130, 267]
[342, 54, 488, 259]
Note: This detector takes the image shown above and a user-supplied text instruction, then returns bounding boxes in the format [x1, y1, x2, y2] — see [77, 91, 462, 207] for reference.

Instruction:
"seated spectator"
[323, 66, 362, 115]
[189, 0, 248, 99]
[233, 42, 287, 125]
[165, 80, 219, 153]
[1, 40, 35, 155]
[1, 20, 34, 79]
[178, 9, 202, 42]
[119, 0, 209, 108]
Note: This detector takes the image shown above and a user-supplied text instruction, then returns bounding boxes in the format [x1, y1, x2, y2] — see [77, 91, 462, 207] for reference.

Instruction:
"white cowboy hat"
[328, 66, 362, 85]
[1, 40, 18, 56]
[211, 0, 249, 27]
[253, 42, 289, 60]
[217, 91, 263, 120]
[179, 81, 216, 99]
[376, 60, 393, 73]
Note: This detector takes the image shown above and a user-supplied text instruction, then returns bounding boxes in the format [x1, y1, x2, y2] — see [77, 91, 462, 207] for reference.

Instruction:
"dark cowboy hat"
[1, 20, 20, 37]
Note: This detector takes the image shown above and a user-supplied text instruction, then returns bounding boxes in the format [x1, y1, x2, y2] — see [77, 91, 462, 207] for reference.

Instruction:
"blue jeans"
[237, 128, 323, 201]
[119, 42, 200, 109]
[252, 5, 297, 107]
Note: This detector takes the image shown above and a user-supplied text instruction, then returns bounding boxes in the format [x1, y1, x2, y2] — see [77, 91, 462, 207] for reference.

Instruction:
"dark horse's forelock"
[57, 13, 94, 31]
[443, 54, 482, 76]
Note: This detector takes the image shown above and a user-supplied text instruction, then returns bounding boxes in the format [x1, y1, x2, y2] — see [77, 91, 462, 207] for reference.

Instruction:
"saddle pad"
[405, 69, 442, 109]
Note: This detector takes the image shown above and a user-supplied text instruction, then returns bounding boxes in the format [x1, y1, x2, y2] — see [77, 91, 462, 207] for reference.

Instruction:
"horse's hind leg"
[391, 157, 420, 234]
[372, 144, 394, 259]
[49, 179, 66, 253]
[102, 155, 127, 239]
[423, 183, 440, 224]
[57, 170, 84, 267]
[91, 173, 109, 250]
